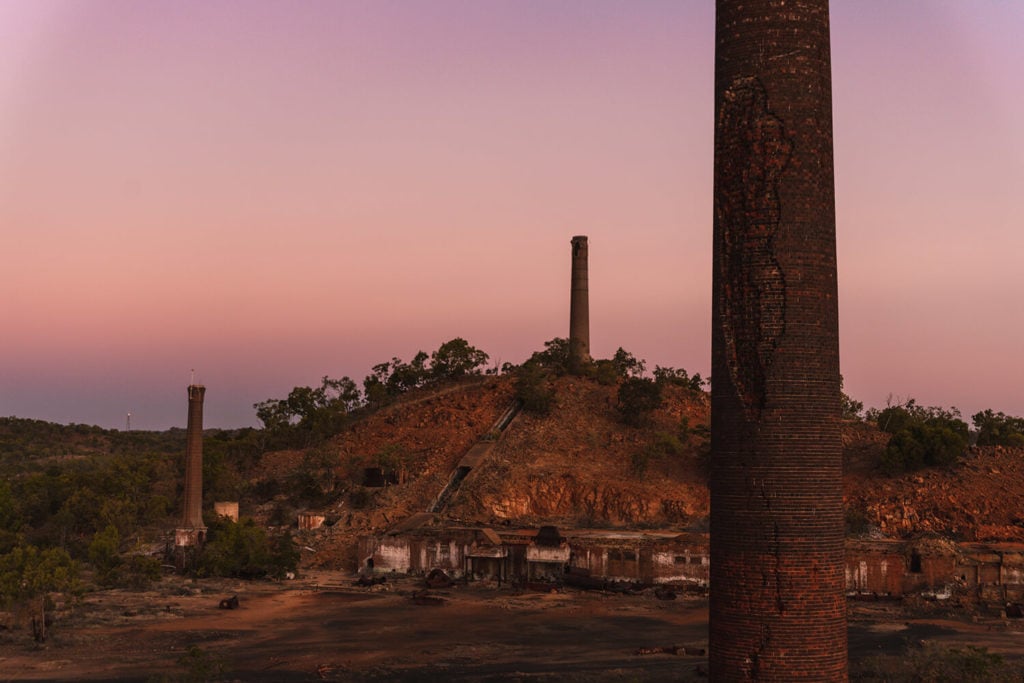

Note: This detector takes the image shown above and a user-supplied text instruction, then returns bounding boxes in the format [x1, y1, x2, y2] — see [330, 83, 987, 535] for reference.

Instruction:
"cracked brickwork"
[710, 1, 847, 680]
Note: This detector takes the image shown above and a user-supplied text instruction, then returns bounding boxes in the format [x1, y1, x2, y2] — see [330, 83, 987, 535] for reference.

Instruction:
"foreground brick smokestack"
[568, 235, 590, 374]
[177, 384, 206, 545]
[710, 1, 846, 679]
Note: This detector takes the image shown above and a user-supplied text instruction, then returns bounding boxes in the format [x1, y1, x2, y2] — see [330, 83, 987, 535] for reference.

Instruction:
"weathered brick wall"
[710, 1, 846, 679]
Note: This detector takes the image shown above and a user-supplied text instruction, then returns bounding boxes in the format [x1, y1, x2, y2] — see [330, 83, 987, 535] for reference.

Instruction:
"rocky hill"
[247, 374, 1024, 571]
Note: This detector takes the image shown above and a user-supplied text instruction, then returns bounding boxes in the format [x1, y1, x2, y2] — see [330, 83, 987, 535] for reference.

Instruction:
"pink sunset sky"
[1, 1, 1022, 430]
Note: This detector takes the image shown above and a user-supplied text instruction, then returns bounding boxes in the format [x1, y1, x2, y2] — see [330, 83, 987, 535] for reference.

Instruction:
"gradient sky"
[1, 1, 1022, 430]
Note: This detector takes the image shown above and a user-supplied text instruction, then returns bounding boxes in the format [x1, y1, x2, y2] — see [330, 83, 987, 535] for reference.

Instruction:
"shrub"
[972, 409, 1024, 447]
[617, 378, 662, 427]
[880, 421, 967, 475]
[514, 362, 555, 415]
[198, 517, 298, 580]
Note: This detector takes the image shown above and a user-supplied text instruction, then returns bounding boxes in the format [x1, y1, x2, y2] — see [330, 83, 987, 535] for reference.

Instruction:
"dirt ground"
[4, 573, 1024, 682]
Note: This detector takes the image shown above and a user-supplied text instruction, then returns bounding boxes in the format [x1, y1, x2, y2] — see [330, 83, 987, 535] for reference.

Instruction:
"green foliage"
[616, 377, 663, 427]
[653, 365, 705, 392]
[610, 348, 646, 379]
[254, 375, 360, 447]
[630, 432, 685, 478]
[198, 517, 298, 580]
[852, 643, 1015, 682]
[0, 480, 23, 553]
[88, 524, 122, 586]
[430, 338, 489, 380]
[374, 444, 411, 479]
[840, 375, 864, 420]
[972, 409, 1024, 447]
[356, 338, 492, 412]
[0, 543, 80, 641]
[875, 399, 968, 475]
[122, 552, 162, 589]
[0, 544, 79, 606]
[526, 338, 570, 374]
[845, 506, 870, 537]
[513, 361, 556, 415]
[362, 354, 430, 409]
[875, 406, 917, 435]
[286, 446, 339, 506]
[591, 359, 621, 385]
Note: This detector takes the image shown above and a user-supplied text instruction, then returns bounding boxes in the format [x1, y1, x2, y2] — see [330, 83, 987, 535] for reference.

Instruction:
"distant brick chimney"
[568, 235, 590, 374]
[710, 0, 846, 678]
[176, 384, 206, 546]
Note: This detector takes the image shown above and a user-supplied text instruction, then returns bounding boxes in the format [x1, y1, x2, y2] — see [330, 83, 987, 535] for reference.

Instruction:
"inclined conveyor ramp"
[427, 399, 521, 514]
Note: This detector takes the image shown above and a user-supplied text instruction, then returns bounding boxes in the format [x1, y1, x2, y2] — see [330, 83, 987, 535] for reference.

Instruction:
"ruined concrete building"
[710, 1, 846, 679]
[568, 235, 590, 374]
[175, 384, 206, 547]
[359, 527, 1024, 606]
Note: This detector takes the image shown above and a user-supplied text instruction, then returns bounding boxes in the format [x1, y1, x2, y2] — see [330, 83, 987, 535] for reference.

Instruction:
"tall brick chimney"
[710, 1, 846, 679]
[568, 235, 590, 374]
[177, 384, 206, 546]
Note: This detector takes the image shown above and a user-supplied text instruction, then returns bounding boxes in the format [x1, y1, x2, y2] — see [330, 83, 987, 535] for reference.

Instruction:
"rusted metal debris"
[654, 586, 677, 600]
[409, 590, 446, 606]
[424, 568, 454, 588]
[354, 575, 387, 587]
[218, 595, 239, 609]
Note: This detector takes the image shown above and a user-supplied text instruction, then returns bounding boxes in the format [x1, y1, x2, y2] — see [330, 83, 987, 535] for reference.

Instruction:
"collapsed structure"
[358, 528, 1024, 605]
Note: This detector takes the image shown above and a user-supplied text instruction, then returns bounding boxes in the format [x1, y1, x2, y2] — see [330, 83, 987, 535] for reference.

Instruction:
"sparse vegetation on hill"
[6, 337, 1024, 644]
[871, 399, 969, 475]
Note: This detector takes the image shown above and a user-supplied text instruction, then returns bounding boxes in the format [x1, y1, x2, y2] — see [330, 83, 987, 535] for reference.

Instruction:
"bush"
[972, 409, 1024, 447]
[198, 517, 298, 580]
[514, 362, 555, 415]
[526, 338, 570, 374]
[872, 399, 968, 476]
[617, 378, 662, 427]
[430, 338, 489, 380]
[880, 421, 967, 475]
[88, 524, 122, 586]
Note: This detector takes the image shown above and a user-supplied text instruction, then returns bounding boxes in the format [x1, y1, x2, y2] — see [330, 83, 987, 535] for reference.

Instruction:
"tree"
[430, 338, 489, 380]
[653, 365, 705, 392]
[0, 544, 79, 642]
[839, 375, 863, 420]
[874, 399, 969, 475]
[88, 524, 122, 586]
[527, 338, 570, 374]
[972, 409, 1024, 447]
[611, 348, 646, 379]
[255, 376, 362, 446]
[616, 378, 663, 427]
[198, 517, 298, 580]
[514, 361, 556, 415]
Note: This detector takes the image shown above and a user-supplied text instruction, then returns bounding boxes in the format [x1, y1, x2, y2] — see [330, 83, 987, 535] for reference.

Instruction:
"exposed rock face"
[846, 445, 1024, 542]
[466, 473, 708, 527]
[448, 377, 711, 528]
